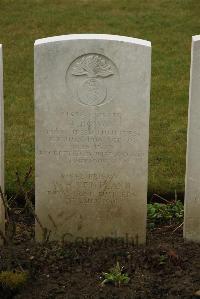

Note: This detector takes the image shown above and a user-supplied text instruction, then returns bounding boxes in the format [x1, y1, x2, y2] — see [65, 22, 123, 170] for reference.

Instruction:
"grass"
[0, 0, 200, 196]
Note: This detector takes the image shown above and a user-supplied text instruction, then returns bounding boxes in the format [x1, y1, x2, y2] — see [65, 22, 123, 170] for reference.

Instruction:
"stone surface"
[35, 34, 151, 243]
[194, 290, 200, 297]
[0, 45, 4, 239]
[184, 35, 200, 242]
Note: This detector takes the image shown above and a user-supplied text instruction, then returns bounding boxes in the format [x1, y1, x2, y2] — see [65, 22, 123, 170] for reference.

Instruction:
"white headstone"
[0, 45, 4, 240]
[184, 35, 200, 242]
[35, 34, 151, 244]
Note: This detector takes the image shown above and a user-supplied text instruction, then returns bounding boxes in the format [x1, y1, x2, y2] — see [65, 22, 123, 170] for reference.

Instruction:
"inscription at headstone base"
[35, 34, 151, 244]
[184, 35, 200, 242]
[0, 45, 4, 242]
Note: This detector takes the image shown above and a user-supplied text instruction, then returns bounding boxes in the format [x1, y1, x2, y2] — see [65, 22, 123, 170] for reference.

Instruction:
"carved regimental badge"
[66, 54, 119, 106]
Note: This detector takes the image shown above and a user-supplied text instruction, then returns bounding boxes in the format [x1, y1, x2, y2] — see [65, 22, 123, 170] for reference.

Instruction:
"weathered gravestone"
[184, 35, 200, 242]
[35, 34, 151, 243]
[0, 44, 4, 240]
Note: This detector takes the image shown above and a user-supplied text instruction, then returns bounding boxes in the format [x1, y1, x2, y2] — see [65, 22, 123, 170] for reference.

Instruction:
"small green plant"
[159, 254, 168, 265]
[101, 262, 130, 287]
[0, 271, 28, 291]
[147, 200, 184, 228]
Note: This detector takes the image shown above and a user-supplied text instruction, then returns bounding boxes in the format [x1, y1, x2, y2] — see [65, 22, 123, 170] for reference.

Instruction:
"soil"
[0, 211, 200, 299]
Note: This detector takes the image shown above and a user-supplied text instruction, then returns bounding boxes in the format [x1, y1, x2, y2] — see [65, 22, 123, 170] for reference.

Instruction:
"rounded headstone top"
[34, 34, 151, 47]
[192, 35, 200, 42]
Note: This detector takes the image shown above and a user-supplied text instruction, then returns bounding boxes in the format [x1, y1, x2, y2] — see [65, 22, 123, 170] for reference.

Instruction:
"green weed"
[101, 261, 130, 287]
[0, 271, 28, 291]
[147, 200, 184, 228]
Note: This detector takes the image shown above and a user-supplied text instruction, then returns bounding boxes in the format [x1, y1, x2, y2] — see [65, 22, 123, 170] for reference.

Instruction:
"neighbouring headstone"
[0, 44, 4, 241]
[184, 35, 200, 242]
[35, 34, 151, 243]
